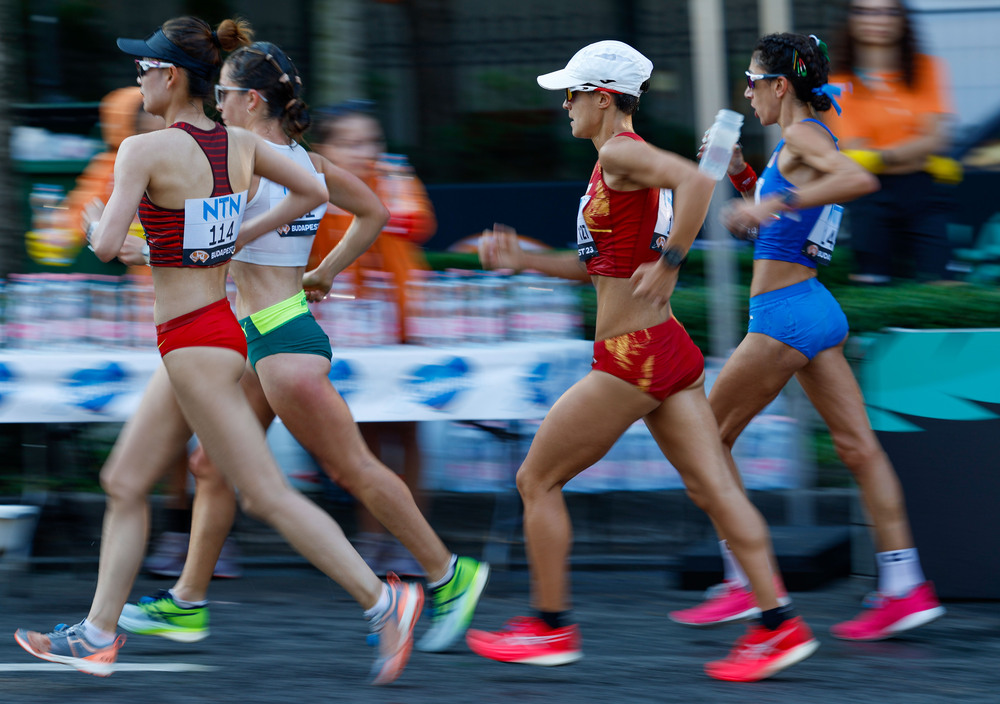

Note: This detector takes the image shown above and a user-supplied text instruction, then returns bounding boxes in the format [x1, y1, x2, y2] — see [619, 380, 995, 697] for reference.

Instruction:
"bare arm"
[89, 137, 150, 262]
[235, 134, 329, 249]
[302, 153, 390, 297]
[478, 224, 589, 281]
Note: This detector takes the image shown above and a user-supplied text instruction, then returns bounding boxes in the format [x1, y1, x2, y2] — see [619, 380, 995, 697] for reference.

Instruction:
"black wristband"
[659, 247, 686, 269]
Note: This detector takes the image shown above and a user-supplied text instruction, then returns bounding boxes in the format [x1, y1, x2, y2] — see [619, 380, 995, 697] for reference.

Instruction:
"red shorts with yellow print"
[591, 317, 704, 401]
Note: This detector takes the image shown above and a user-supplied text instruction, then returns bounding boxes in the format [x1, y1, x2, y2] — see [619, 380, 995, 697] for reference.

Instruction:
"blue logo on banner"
[524, 357, 580, 407]
[328, 358, 359, 399]
[0, 363, 14, 407]
[65, 362, 130, 413]
[405, 357, 471, 410]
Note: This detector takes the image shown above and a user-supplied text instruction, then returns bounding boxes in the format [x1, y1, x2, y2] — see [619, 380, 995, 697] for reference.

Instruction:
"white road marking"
[0, 662, 216, 672]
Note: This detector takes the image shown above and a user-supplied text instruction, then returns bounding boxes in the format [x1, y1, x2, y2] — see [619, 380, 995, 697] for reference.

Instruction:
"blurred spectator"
[308, 100, 437, 576]
[56, 87, 164, 274]
[826, 0, 961, 284]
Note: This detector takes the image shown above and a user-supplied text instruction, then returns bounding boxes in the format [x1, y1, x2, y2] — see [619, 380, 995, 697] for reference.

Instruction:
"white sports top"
[232, 140, 327, 267]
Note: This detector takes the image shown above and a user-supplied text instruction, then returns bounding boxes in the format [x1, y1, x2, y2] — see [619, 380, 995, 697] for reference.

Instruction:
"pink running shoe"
[669, 581, 760, 626]
[705, 616, 819, 682]
[831, 581, 946, 641]
[466, 616, 582, 666]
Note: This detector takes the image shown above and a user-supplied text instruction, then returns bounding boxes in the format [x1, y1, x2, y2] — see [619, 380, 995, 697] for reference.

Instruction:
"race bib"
[648, 188, 674, 252]
[801, 204, 842, 265]
[270, 173, 327, 238]
[183, 190, 248, 266]
[576, 195, 598, 261]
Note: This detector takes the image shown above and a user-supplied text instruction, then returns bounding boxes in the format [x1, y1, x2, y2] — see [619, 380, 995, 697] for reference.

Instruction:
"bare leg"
[86, 366, 193, 633]
[515, 371, 655, 612]
[646, 380, 781, 611]
[163, 347, 381, 609]
[172, 364, 273, 603]
[256, 354, 452, 582]
[795, 344, 914, 551]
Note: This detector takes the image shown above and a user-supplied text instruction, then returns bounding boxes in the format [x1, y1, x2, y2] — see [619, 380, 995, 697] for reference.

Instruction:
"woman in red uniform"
[13, 16, 421, 685]
[465, 40, 816, 683]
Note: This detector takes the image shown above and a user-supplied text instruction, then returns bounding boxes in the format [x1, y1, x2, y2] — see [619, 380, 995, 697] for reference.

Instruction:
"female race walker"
[641, 33, 945, 641]
[14, 17, 421, 686]
[465, 40, 818, 683]
[116, 40, 488, 655]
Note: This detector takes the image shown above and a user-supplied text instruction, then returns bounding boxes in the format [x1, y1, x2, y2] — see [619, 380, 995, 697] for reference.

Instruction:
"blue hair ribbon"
[813, 83, 842, 115]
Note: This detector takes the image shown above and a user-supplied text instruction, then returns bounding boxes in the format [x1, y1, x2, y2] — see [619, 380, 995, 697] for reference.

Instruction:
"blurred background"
[1, 0, 999, 595]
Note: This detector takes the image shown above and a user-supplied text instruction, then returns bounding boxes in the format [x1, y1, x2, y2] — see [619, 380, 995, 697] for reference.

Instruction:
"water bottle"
[699, 109, 744, 180]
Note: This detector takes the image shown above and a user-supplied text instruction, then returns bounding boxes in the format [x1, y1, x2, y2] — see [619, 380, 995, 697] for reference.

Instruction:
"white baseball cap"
[537, 40, 653, 98]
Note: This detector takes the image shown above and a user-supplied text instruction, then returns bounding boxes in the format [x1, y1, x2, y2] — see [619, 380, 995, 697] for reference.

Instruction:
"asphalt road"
[1, 566, 997, 704]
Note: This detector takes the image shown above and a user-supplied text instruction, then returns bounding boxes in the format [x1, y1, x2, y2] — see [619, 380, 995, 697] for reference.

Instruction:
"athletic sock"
[79, 619, 116, 647]
[759, 604, 796, 631]
[426, 554, 457, 590]
[720, 540, 750, 589]
[538, 610, 572, 630]
[364, 583, 392, 628]
[167, 588, 208, 609]
[876, 548, 926, 597]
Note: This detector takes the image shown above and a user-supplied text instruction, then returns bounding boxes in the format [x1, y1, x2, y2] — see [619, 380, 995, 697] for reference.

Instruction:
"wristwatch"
[659, 247, 686, 269]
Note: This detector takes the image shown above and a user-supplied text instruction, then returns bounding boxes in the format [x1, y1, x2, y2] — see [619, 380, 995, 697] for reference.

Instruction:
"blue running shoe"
[14, 622, 126, 677]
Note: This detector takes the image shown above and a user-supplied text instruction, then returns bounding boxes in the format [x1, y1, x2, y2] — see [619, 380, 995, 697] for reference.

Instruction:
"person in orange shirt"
[826, 0, 959, 284]
[308, 101, 437, 576]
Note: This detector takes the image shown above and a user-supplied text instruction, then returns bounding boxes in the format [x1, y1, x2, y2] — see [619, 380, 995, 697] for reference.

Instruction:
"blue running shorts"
[747, 278, 848, 360]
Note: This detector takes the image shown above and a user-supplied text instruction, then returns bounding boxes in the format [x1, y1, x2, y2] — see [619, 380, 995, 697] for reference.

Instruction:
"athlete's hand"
[698, 131, 746, 176]
[631, 260, 678, 307]
[116, 232, 148, 266]
[478, 223, 526, 272]
[721, 198, 781, 241]
[302, 267, 334, 301]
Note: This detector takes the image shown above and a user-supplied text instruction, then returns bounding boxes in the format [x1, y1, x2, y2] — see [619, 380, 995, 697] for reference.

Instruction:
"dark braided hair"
[754, 33, 833, 113]
[224, 41, 310, 141]
[834, 0, 919, 89]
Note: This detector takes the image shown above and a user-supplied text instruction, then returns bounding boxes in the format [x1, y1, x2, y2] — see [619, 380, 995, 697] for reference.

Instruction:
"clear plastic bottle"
[699, 109, 744, 181]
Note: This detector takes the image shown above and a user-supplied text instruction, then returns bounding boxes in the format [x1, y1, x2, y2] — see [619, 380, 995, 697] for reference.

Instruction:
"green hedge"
[427, 249, 1000, 347]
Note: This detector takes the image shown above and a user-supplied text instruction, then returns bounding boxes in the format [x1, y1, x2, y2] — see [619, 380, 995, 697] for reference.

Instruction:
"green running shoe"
[118, 590, 209, 643]
[417, 556, 490, 653]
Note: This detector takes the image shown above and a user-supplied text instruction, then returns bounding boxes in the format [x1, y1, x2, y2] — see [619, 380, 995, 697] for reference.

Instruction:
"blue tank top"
[754, 118, 841, 268]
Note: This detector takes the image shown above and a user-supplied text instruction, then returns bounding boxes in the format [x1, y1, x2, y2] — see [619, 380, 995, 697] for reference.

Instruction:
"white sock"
[79, 619, 116, 647]
[427, 554, 458, 590]
[876, 548, 926, 597]
[720, 540, 750, 589]
[168, 588, 208, 609]
[363, 583, 392, 629]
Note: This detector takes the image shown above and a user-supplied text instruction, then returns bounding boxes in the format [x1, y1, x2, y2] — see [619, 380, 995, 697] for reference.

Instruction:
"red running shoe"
[466, 616, 582, 666]
[831, 581, 945, 641]
[704, 616, 819, 682]
[669, 581, 760, 626]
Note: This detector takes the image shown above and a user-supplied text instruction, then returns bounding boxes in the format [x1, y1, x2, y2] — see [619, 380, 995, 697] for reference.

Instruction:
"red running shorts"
[155, 298, 248, 359]
[591, 317, 704, 401]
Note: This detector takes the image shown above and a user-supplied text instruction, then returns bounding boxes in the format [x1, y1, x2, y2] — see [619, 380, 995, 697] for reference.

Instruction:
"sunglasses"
[565, 85, 623, 102]
[135, 59, 175, 78]
[214, 84, 269, 106]
[745, 71, 785, 90]
[849, 6, 903, 17]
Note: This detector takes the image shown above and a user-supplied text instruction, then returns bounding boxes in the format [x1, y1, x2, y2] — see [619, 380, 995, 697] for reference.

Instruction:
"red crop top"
[138, 122, 242, 268]
[578, 132, 674, 278]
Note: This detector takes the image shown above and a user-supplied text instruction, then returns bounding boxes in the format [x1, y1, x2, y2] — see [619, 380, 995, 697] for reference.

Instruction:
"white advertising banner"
[0, 341, 594, 423]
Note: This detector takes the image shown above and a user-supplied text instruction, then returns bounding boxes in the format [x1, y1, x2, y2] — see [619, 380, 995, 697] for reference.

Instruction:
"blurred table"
[0, 340, 593, 423]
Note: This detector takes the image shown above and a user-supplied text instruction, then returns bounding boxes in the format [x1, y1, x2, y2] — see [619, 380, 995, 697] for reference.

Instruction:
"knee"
[236, 489, 279, 522]
[515, 465, 560, 501]
[188, 446, 225, 486]
[832, 433, 884, 472]
[99, 462, 148, 505]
